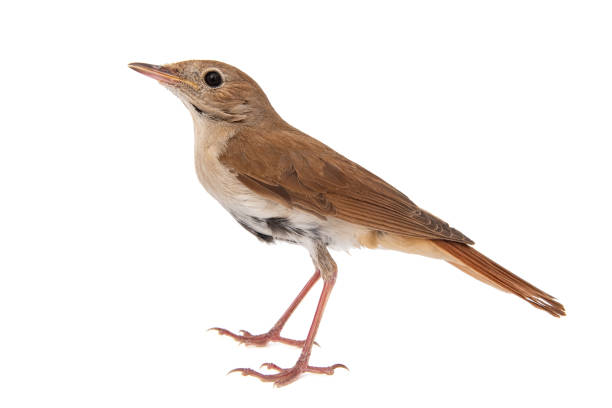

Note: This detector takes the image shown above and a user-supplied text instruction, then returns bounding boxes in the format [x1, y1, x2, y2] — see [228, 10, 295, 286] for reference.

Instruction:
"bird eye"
[204, 70, 223, 87]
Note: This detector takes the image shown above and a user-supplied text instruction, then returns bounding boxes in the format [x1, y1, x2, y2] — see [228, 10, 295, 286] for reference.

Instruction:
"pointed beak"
[128, 62, 197, 88]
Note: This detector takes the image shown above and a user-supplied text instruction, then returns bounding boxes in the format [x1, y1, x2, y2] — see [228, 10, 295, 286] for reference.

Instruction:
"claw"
[227, 367, 248, 376]
[208, 327, 231, 335]
[324, 363, 349, 373]
[260, 362, 283, 371]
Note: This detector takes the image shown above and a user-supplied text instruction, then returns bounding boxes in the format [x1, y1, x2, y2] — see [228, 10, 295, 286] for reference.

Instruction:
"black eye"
[204, 70, 223, 87]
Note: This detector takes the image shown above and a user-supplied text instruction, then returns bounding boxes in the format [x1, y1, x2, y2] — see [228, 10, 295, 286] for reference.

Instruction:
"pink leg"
[210, 270, 320, 348]
[229, 279, 347, 387]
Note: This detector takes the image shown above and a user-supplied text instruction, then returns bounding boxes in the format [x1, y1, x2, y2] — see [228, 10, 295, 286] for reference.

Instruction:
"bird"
[128, 60, 565, 387]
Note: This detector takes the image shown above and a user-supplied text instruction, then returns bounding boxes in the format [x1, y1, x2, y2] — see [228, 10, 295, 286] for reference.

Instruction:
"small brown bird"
[128, 60, 565, 386]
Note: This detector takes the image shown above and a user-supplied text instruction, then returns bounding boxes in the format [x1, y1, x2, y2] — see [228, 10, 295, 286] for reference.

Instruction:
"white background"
[1, 1, 611, 407]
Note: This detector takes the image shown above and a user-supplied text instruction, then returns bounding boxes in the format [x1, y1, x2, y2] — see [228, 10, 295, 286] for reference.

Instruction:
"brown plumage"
[129, 59, 565, 387]
[434, 240, 565, 317]
[219, 125, 564, 317]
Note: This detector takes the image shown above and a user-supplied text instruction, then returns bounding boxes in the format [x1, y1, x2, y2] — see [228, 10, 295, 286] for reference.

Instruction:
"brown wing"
[219, 126, 474, 244]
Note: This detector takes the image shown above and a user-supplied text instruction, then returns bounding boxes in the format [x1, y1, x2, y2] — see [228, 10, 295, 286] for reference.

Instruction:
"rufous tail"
[433, 240, 565, 317]
[370, 233, 565, 317]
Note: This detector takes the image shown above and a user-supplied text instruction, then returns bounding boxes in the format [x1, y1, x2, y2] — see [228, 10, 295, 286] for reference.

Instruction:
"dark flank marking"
[261, 216, 324, 243]
[236, 220, 274, 243]
[191, 103, 204, 115]
[264, 217, 307, 236]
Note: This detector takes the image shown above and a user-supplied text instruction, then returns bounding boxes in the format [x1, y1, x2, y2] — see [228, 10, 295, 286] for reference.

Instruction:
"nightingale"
[128, 60, 565, 387]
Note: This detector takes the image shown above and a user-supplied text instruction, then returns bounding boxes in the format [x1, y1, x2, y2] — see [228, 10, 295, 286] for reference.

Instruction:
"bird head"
[128, 60, 278, 125]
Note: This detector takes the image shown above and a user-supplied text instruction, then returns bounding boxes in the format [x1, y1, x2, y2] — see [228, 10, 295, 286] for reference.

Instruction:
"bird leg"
[210, 270, 320, 348]
[230, 278, 346, 386]
[229, 244, 346, 387]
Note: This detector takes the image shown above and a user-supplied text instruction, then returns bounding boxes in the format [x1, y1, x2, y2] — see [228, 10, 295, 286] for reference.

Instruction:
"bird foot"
[209, 327, 317, 348]
[229, 362, 348, 387]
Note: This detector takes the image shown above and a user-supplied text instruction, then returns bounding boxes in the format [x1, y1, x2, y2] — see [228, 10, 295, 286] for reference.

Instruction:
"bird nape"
[128, 60, 565, 387]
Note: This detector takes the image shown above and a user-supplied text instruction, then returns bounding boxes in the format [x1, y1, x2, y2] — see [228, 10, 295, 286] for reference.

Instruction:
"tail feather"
[433, 240, 565, 317]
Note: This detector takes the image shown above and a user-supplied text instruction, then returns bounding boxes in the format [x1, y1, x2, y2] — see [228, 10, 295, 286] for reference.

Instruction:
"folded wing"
[219, 126, 474, 244]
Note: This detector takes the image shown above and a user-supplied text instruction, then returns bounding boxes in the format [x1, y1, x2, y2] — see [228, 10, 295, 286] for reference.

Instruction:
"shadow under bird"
[128, 60, 565, 387]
